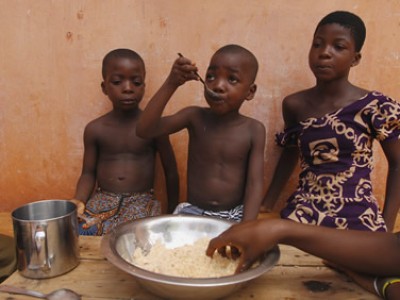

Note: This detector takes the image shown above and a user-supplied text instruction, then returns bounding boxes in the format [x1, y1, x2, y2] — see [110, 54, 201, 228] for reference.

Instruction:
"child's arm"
[260, 147, 299, 212]
[381, 139, 400, 231]
[155, 135, 180, 214]
[241, 122, 266, 221]
[136, 56, 199, 138]
[71, 125, 98, 214]
[261, 95, 300, 212]
[206, 218, 400, 276]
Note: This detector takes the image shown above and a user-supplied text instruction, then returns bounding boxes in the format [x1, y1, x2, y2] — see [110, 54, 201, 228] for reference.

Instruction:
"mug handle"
[28, 224, 51, 271]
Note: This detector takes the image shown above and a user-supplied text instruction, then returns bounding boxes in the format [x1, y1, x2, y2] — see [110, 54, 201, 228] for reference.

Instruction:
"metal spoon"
[78, 213, 101, 227]
[0, 285, 81, 300]
[177, 53, 220, 99]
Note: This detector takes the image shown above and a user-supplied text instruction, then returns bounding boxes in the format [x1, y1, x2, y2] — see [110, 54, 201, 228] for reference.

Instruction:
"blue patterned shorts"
[79, 188, 160, 236]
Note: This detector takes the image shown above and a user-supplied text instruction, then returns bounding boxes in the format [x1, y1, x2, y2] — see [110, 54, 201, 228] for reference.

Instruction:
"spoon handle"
[78, 214, 100, 227]
[194, 72, 206, 85]
[0, 285, 46, 298]
[177, 53, 220, 99]
[177, 53, 206, 84]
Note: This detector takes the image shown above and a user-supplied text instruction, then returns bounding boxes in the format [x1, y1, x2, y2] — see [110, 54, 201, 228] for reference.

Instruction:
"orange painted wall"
[1, 0, 399, 212]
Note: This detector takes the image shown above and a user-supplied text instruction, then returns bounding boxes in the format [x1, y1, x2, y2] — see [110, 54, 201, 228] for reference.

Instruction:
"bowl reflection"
[101, 215, 280, 300]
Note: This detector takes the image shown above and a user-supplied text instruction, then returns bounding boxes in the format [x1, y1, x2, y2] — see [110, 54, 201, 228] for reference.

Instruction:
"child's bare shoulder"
[283, 89, 311, 108]
[282, 89, 313, 126]
[242, 115, 265, 129]
[83, 112, 112, 134]
[185, 106, 213, 122]
[235, 115, 265, 140]
[181, 105, 205, 115]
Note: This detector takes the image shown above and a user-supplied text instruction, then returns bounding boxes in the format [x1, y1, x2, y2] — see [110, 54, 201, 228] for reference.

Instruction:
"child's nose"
[319, 46, 332, 57]
[212, 78, 225, 92]
[123, 81, 134, 92]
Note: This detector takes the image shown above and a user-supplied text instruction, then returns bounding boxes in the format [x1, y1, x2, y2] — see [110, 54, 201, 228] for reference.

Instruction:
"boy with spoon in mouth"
[137, 44, 265, 222]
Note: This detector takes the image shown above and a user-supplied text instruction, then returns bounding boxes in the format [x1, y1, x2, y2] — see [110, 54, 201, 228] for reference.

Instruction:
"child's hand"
[166, 55, 199, 87]
[69, 199, 85, 216]
[206, 219, 278, 273]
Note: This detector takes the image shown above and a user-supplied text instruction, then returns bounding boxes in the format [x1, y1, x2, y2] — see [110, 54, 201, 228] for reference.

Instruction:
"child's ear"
[245, 83, 257, 101]
[351, 52, 362, 67]
[101, 82, 107, 95]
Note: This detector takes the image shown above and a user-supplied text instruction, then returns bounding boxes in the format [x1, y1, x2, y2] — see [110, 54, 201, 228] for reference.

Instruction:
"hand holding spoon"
[177, 53, 220, 99]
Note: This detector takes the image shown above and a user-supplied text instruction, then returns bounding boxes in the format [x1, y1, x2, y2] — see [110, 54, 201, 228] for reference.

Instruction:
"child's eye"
[228, 76, 238, 84]
[312, 42, 321, 48]
[111, 80, 121, 85]
[334, 44, 346, 50]
[133, 81, 143, 87]
[205, 73, 215, 81]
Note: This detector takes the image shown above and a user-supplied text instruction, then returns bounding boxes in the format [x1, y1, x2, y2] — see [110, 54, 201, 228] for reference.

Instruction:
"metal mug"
[12, 199, 80, 278]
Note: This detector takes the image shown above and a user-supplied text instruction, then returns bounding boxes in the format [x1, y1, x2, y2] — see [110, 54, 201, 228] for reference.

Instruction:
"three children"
[12, 8, 389, 300]
[74, 11, 400, 234]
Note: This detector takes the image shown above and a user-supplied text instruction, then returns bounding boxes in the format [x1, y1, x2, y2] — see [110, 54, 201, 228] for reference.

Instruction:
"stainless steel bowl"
[101, 215, 280, 300]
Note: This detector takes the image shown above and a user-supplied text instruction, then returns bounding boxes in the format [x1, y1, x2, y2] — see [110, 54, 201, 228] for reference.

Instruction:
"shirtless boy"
[72, 49, 179, 235]
[137, 45, 265, 222]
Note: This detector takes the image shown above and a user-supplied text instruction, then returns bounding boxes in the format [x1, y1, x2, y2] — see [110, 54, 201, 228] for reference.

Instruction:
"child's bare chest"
[97, 124, 154, 155]
[190, 122, 251, 160]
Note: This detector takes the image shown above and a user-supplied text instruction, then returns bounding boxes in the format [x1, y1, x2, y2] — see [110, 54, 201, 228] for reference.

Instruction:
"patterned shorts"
[173, 202, 243, 222]
[78, 188, 161, 236]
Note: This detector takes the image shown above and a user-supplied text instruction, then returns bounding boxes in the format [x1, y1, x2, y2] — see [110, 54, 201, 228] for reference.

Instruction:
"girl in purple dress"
[261, 11, 400, 232]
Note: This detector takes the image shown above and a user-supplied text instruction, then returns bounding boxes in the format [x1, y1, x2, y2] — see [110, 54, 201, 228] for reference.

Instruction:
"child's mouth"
[205, 89, 221, 100]
[210, 97, 224, 104]
[121, 99, 136, 104]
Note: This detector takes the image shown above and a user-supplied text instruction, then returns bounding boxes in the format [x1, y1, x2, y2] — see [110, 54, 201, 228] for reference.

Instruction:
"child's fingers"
[70, 199, 85, 215]
[175, 57, 198, 75]
[206, 236, 231, 257]
[176, 55, 192, 65]
[230, 246, 241, 259]
[180, 65, 199, 78]
[170, 64, 198, 85]
[235, 256, 254, 274]
[206, 239, 242, 260]
[176, 53, 197, 67]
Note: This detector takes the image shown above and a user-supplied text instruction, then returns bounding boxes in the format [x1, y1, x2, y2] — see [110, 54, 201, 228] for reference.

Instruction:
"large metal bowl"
[101, 215, 280, 299]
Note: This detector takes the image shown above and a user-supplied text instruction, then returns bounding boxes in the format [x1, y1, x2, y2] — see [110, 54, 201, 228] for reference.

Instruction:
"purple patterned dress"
[278, 91, 400, 231]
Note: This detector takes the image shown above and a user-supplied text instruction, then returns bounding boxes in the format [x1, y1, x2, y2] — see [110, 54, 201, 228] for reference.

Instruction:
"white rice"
[132, 237, 239, 278]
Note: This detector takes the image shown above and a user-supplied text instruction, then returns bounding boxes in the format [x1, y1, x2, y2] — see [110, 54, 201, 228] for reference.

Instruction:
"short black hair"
[315, 11, 366, 52]
[102, 48, 145, 79]
[214, 44, 259, 82]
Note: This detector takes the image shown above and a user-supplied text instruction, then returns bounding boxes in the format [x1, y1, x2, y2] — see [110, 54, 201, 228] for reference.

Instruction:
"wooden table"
[0, 212, 378, 299]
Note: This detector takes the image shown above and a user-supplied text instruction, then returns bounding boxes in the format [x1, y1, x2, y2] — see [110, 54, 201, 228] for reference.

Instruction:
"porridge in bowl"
[101, 215, 280, 300]
[132, 237, 239, 278]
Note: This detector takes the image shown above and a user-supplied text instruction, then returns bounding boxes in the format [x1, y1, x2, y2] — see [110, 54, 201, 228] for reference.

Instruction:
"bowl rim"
[101, 215, 280, 287]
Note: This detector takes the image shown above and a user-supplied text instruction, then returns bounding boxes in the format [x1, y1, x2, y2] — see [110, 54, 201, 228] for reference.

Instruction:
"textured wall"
[0, 0, 399, 212]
